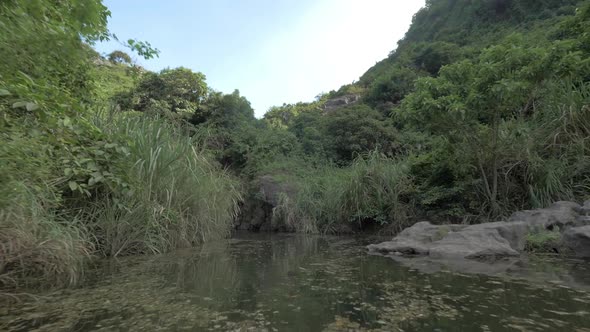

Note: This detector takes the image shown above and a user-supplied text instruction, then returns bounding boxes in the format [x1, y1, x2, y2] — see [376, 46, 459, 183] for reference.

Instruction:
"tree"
[400, 35, 553, 215]
[107, 50, 132, 64]
[116, 67, 207, 114]
[321, 105, 400, 163]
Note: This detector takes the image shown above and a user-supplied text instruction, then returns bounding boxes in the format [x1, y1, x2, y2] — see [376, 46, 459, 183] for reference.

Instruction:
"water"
[2, 233, 590, 331]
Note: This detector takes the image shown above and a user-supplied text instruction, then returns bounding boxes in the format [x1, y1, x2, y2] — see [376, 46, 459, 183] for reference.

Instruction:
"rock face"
[323, 94, 361, 113]
[235, 175, 297, 232]
[368, 200, 590, 261]
[563, 226, 590, 258]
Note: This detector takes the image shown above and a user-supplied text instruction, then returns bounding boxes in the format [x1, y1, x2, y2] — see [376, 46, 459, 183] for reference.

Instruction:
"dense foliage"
[0, 0, 238, 298]
[260, 0, 590, 226]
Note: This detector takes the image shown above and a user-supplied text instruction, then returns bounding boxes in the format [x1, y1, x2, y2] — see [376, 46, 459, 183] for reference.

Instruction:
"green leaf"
[0, 89, 10, 96]
[68, 181, 78, 191]
[12, 101, 27, 108]
[26, 102, 39, 111]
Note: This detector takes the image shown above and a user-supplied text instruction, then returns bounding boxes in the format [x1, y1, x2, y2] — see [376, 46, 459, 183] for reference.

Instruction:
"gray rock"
[576, 200, 590, 217]
[563, 226, 590, 258]
[367, 222, 465, 255]
[429, 229, 520, 259]
[235, 175, 298, 232]
[508, 201, 581, 230]
[258, 175, 297, 206]
[368, 201, 590, 269]
[323, 94, 361, 113]
[464, 221, 530, 251]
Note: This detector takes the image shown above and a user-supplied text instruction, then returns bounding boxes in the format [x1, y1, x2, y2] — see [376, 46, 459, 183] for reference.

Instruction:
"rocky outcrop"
[235, 175, 297, 232]
[368, 221, 521, 259]
[368, 200, 590, 261]
[323, 94, 361, 113]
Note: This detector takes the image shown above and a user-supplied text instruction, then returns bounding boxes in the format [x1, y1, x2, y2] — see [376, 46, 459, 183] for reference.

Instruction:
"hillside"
[258, 0, 590, 229]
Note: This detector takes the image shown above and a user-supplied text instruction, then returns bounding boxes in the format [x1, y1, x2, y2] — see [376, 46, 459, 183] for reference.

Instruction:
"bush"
[90, 112, 242, 255]
[272, 152, 416, 234]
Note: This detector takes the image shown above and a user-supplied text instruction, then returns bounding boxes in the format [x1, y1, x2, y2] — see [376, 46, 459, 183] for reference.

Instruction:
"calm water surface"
[2, 233, 590, 331]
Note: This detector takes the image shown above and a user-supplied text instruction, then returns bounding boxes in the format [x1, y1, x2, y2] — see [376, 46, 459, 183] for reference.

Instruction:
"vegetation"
[1, 0, 590, 297]
[0, 0, 238, 297]
[271, 152, 415, 234]
[262, 0, 590, 225]
[524, 229, 563, 253]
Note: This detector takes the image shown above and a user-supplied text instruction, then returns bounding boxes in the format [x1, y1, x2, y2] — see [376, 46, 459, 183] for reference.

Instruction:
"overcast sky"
[96, 0, 426, 117]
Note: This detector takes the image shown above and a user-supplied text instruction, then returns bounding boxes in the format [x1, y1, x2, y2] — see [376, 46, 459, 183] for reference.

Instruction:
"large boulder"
[508, 201, 581, 230]
[563, 226, 590, 258]
[368, 221, 521, 259]
[367, 222, 465, 255]
[428, 229, 520, 259]
[463, 221, 530, 251]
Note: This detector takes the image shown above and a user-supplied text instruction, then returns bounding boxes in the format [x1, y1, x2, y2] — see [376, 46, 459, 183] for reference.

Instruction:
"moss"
[524, 230, 563, 253]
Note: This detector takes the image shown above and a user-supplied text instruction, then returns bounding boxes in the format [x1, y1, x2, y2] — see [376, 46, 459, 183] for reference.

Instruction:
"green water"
[2, 233, 590, 331]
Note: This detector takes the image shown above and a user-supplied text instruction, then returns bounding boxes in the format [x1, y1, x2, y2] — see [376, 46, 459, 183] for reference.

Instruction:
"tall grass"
[525, 80, 590, 207]
[90, 112, 242, 256]
[272, 152, 416, 234]
[0, 131, 90, 294]
[1, 110, 242, 299]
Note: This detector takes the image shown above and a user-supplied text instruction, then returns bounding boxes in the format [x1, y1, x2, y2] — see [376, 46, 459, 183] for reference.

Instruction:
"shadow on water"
[2, 232, 590, 331]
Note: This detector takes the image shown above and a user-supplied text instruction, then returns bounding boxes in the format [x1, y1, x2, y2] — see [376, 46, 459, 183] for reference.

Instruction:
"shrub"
[272, 152, 416, 234]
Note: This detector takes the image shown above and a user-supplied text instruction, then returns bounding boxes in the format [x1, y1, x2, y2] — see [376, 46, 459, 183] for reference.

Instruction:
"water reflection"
[2, 233, 590, 331]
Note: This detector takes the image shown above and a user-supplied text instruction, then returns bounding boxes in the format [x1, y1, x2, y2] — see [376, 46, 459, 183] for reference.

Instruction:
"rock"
[563, 226, 590, 258]
[258, 175, 297, 207]
[463, 221, 530, 251]
[235, 175, 298, 232]
[368, 200, 590, 269]
[367, 222, 465, 255]
[576, 200, 590, 217]
[429, 229, 520, 259]
[508, 201, 581, 230]
[367, 239, 431, 256]
[323, 94, 361, 113]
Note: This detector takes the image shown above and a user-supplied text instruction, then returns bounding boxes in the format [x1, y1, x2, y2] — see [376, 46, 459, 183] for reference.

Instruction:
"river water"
[2, 233, 590, 331]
